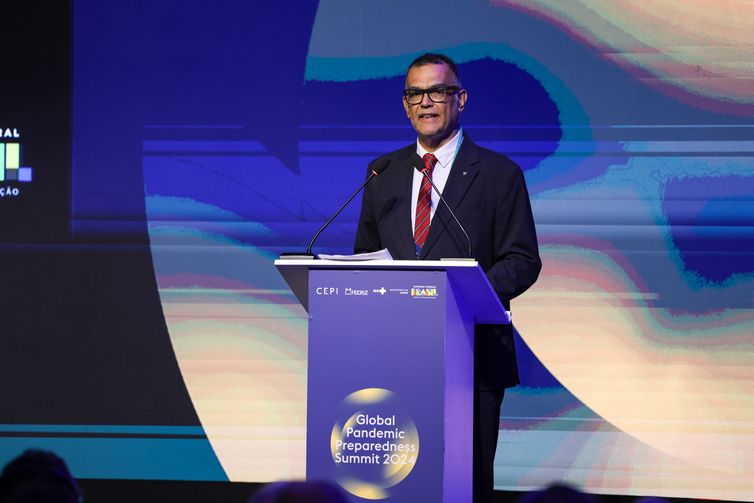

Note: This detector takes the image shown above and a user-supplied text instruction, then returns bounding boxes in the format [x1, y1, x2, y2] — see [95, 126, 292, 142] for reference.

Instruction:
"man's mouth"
[418, 113, 439, 120]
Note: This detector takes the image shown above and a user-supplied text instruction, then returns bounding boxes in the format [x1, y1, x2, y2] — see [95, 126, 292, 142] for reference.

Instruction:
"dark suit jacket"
[354, 137, 541, 391]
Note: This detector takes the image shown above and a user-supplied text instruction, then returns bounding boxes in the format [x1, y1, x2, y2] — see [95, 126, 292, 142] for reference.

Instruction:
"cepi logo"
[1, 128, 33, 198]
[315, 287, 339, 296]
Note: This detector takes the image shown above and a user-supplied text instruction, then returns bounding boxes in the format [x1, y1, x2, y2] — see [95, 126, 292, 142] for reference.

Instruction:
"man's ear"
[457, 89, 467, 112]
[403, 97, 410, 117]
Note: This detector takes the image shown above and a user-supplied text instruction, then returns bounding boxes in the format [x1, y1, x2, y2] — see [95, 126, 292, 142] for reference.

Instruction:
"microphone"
[305, 158, 391, 256]
[412, 154, 473, 258]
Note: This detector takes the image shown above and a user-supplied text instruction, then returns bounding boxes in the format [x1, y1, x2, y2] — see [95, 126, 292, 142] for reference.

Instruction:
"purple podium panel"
[306, 269, 474, 502]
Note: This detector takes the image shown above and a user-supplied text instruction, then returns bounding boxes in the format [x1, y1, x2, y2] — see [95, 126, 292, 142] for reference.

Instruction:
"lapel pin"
[463, 171, 467, 176]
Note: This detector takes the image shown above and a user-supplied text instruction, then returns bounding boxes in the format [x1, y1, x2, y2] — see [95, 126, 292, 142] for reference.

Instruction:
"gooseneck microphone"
[412, 154, 473, 258]
[305, 158, 391, 256]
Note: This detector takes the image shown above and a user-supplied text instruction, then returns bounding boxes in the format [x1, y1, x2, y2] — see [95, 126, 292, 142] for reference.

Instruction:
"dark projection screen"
[1, 1, 753, 501]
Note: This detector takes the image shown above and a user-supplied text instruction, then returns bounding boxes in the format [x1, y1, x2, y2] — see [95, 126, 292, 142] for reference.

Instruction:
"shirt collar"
[416, 128, 463, 171]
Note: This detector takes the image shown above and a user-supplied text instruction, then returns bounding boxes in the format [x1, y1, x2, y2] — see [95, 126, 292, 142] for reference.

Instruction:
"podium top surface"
[275, 258, 510, 324]
[276, 258, 479, 269]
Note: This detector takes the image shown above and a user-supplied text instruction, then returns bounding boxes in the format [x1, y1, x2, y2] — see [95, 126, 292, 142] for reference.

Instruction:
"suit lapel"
[420, 137, 480, 258]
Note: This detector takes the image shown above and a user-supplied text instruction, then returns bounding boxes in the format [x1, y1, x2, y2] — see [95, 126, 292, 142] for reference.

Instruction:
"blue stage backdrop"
[1, 1, 753, 500]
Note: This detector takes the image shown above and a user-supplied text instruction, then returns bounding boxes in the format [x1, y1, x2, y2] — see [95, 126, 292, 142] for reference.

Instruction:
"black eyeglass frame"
[402, 85, 463, 104]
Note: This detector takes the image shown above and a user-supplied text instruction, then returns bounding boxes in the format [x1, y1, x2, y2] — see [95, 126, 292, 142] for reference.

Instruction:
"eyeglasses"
[402, 85, 462, 105]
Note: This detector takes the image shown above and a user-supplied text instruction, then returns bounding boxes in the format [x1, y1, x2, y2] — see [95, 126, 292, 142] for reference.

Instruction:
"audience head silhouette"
[0, 449, 82, 503]
[518, 482, 600, 503]
[248, 480, 347, 503]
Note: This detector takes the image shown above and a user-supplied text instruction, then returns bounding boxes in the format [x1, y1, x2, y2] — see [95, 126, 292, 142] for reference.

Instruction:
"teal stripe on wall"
[0, 424, 206, 435]
[0, 431, 227, 481]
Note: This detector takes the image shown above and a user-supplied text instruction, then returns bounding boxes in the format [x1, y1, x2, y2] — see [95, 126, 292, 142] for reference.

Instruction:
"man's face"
[403, 62, 467, 151]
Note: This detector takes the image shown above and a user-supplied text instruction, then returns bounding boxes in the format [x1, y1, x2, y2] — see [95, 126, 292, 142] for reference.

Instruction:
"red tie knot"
[422, 153, 437, 176]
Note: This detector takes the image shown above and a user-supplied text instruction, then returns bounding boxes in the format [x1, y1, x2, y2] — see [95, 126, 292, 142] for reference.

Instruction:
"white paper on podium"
[317, 248, 393, 261]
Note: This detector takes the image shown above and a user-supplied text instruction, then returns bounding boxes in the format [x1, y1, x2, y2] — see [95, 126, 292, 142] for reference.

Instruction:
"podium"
[275, 259, 510, 503]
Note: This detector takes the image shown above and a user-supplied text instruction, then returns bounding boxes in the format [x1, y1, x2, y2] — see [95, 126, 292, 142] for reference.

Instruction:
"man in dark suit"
[354, 53, 541, 503]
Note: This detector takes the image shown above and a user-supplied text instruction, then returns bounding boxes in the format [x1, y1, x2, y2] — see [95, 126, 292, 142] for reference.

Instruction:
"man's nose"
[420, 92, 434, 106]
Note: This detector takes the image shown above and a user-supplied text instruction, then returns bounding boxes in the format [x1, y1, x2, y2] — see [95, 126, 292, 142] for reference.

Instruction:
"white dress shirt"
[411, 128, 464, 234]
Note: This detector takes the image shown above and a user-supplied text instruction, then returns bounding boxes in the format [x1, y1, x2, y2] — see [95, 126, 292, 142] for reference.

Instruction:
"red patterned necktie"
[414, 153, 437, 253]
